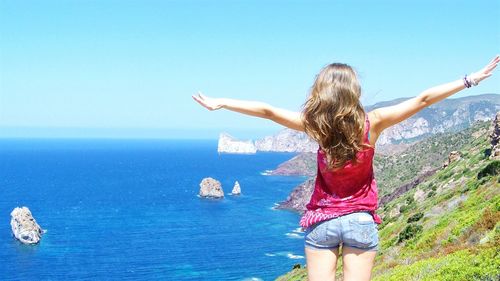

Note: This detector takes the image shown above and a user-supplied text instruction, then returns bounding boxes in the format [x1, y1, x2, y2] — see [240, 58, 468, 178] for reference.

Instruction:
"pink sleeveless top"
[299, 114, 382, 229]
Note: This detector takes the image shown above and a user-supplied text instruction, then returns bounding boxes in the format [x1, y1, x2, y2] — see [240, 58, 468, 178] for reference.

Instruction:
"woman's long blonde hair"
[302, 63, 371, 170]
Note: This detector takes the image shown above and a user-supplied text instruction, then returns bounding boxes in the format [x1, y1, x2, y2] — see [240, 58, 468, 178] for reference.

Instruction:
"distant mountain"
[218, 94, 500, 153]
[369, 93, 500, 145]
[254, 129, 318, 152]
[276, 112, 500, 281]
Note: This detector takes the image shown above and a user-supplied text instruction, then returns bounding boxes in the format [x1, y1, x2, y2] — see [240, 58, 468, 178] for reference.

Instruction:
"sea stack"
[10, 207, 44, 244]
[218, 133, 257, 154]
[231, 181, 241, 195]
[199, 177, 224, 198]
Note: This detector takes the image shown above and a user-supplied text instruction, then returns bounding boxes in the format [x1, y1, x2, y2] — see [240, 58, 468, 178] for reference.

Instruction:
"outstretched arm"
[192, 92, 305, 131]
[370, 55, 500, 135]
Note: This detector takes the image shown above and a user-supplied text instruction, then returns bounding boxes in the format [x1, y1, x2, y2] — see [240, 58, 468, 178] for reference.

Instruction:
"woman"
[192, 55, 499, 281]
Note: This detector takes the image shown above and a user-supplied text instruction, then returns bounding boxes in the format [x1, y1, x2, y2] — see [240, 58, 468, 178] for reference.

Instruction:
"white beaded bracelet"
[468, 74, 478, 86]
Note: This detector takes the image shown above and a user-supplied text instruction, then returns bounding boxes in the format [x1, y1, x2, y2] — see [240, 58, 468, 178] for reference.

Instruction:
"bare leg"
[341, 246, 377, 281]
[305, 247, 340, 281]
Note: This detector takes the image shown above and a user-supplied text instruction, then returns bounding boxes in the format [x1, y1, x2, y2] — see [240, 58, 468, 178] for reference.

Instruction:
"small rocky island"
[218, 133, 257, 154]
[218, 130, 318, 154]
[199, 177, 225, 198]
[231, 181, 241, 195]
[10, 207, 44, 244]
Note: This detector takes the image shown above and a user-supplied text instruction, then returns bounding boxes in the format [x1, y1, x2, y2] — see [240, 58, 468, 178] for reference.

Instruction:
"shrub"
[397, 224, 423, 243]
[407, 212, 424, 223]
[427, 190, 436, 198]
[474, 207, 500, 231]
[399, 202, 416, 214]
[477, 160, 500, 179]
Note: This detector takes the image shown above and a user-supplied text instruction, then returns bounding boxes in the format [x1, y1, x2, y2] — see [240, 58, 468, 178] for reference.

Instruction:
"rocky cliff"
[217, 133, 257, 154]
[275, 178, 315, 212]
[254, 129, 318, 152]
[269, 153, 317, 176]
[368, 93, 500, 145]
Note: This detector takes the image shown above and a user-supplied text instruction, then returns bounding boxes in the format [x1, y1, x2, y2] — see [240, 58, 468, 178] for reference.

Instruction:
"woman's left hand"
[469, 55, 500, 84]
[192, 92, 224, 111]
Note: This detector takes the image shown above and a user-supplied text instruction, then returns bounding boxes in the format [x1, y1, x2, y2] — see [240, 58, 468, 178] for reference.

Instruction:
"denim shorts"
[304, 211, 379, 251]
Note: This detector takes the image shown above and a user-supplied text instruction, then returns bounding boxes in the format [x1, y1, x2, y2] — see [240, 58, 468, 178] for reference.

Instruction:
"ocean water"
[0, 139, 307, 281]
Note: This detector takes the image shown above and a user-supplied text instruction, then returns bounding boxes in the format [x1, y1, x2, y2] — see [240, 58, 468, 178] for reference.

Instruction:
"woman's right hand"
[192, 91, 224, 111]
[469, 55, 500, 84]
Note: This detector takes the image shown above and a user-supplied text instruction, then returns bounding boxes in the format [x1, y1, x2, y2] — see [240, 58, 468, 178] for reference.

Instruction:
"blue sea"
[0, 139, 307, 281]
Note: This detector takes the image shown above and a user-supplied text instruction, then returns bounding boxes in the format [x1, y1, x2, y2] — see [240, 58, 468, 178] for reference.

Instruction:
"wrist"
[462, 74, 479, 88]
[470, 73, 483, 84]
[218, 98, 228, 109]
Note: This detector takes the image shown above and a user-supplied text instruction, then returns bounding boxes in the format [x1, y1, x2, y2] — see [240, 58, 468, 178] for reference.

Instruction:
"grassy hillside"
[374, 121, 491, 199]
[276, 120, 500, 281]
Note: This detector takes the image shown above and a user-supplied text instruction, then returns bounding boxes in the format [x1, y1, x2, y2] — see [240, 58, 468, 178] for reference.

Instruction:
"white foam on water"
[287, 253, 305, 259]
[260, 170, 273, 175]
[241, 278, 264, 281]
[292, 227, 304, 233]
[269, 203, 280, 211]
[286, 232, 303, 239]
[267, 251, 305, 260]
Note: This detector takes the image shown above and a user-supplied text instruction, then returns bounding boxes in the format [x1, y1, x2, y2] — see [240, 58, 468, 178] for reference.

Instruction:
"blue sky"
[0, 0, 499, 139]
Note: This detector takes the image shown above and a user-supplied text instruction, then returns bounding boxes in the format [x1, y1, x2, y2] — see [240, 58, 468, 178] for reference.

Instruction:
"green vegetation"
[407, 212, 424, 223]
[397, 224, 423, 243]
[373, 122, 490, 199]
[478, 160, 500, 179]
[372, 247, 500, 281]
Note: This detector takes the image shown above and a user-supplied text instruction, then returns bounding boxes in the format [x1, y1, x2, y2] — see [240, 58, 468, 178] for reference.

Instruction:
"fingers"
[485, 55, 500, 67]
[192, 94, 207, 106]
[484, 55, 499, 66]
[490, 55, 500, 64]
[484, 59, 498, 74]
[192, 92, 216, 111]
[195, 91, 207, 100]
[480, 55, 499, 75]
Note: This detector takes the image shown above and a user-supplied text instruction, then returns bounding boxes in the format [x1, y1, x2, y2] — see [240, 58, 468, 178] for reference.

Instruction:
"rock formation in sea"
[218, 133, 257, 154]
[231, 181, 241, 195]
[199, 177, 224, 198]
[10, 207, 44, 244]
[490, 112, 500, 159]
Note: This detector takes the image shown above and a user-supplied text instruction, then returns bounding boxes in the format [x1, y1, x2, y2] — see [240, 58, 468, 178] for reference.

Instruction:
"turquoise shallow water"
[0, 139, 306, 281]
